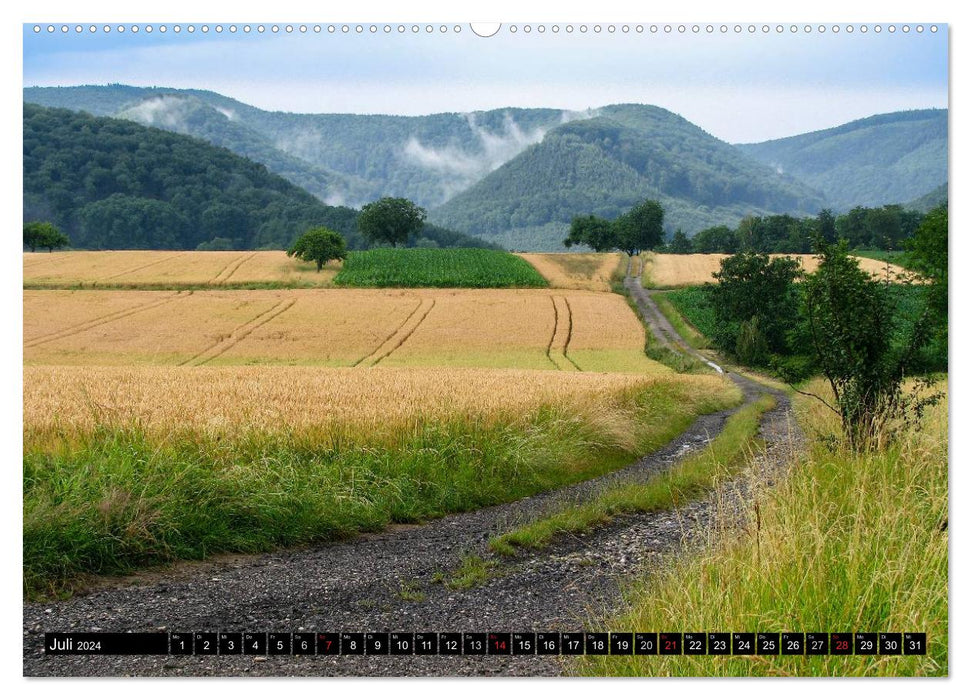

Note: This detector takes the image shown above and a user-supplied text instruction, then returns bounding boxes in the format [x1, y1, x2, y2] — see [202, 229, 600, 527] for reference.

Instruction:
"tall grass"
[24, 381, 740, 599]
[576, 380, 947, 677]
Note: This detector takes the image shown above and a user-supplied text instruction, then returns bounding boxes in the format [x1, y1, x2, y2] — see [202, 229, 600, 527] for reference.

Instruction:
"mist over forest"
[23, 85, 947, 251]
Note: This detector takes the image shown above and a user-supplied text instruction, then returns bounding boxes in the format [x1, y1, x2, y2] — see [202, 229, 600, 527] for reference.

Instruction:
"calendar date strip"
[43, 631, 926, 656]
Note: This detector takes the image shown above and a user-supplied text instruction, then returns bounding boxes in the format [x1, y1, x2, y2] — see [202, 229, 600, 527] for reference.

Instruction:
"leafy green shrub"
[734, 317, 769, 366]
[705, 251, 801, 360]
[803, 237, 938, 448]
[287, 227, 347, 271]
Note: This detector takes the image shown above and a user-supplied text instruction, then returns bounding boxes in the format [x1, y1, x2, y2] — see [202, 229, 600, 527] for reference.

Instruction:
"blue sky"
[23, 23, 949, 144]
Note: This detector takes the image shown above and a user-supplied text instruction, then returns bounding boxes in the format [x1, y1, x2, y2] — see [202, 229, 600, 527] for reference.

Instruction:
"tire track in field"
[351, 297, 423, 367]
[102, 252, 187, 281]
[547, 295, 580, 371]
[23, 255, 66, 268]
[180, 298, 298, 367]
[358, 298, 436, 367]
[544, 295, 560, 369]
[24, 292, 186, 348]
[208, 252, 258, 285]
[561, 296, 581, 370]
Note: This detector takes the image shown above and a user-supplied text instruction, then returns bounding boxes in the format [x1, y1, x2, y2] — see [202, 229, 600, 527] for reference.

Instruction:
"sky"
[22, 22, 948, 143]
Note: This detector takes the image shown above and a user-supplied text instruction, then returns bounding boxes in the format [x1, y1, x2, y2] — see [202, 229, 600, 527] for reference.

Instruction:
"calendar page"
[20, 10, 949, 682]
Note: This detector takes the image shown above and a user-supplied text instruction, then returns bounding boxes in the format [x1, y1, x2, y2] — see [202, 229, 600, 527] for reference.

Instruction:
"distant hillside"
[24, 85, 573, 209]
[736, 109, 947, 210]
[429, 104, 828, 250]
[906, 182, 948, 213]
[24, 86, 371, 206]
[24, 86, 948, 252]
[23, 104, 492, 251]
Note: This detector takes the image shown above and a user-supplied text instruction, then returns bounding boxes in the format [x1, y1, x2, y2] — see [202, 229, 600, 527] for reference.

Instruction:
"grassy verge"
[613, 274, 709, 375]
[489, 394, 775, 556]
[24, 380, 740, 599]
[652, 291, 710, 350]
[575, 379, 947, 677]
[639, 253, 655, 288]
[609, 253, 630, 295]
[334, 248, 548, 288]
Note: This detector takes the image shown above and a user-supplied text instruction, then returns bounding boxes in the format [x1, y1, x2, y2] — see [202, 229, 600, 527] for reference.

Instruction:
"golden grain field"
[23, 250, 339, 287]
[24, 288, 668, 373]
[517, 253, 624, 291]
[641, 253, 912, 288]
[23, 365, 730, 444]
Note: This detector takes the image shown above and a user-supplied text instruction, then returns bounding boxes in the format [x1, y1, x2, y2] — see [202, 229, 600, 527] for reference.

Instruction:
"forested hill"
[735, 109, 947, 210]
[23, 104, 492, 251]
[24, 86, 948, 252]
[23, 85, 570, 209]
[906, 182, 948, 213]
[428, 104, 828, 250]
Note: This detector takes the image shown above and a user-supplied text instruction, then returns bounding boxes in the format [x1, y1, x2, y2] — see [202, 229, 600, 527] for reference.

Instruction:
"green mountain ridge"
[23, 85, 572, 209]
[736, 109, 947, 210]
[22, 104, 491, 251]
[23, 86, 948, 252]
[429, 105, 829, 250]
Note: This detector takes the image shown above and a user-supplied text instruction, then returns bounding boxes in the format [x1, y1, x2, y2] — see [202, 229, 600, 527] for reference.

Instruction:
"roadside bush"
[704, 251, 801, 362]
[734, 317, 769, 366]
[802, 236, 938, 449]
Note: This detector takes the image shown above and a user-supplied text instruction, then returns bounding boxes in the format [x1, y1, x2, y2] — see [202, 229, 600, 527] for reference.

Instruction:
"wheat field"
[23, 250, 339, 287]
[516, 253, 624, 291]
[642, 253, 912, 288]
[24, 289, 668, 373]
[24, 288, 667, 372]
[23, 365, 731, 445]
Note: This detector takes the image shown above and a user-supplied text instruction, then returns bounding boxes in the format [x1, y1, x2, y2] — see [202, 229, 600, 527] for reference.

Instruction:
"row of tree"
[563, 199, 666, 255]
[663, 203, 931, 255]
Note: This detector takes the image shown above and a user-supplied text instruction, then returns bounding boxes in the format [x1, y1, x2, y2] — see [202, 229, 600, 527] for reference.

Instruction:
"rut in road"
[23, 272, 801, 678]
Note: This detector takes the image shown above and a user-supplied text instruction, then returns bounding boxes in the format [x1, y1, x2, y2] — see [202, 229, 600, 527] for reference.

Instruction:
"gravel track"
[23, 277, 801, 678]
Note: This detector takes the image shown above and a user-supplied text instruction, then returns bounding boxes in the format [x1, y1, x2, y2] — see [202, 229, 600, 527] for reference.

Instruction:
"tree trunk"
[316, 259, 323, 272]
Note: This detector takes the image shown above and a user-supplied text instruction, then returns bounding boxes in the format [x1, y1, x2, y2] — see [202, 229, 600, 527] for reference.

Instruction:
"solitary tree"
[563, 214, 615, 251]
[613, 199, 665, 256]
[23, 221, 69, 252]
[287, 227, 347, 272]
[358, 197, 426, 248]
[802, 236, 934, 449]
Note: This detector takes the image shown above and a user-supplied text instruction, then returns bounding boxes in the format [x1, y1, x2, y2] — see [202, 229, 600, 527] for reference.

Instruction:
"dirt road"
[23, 276, 799, 677]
